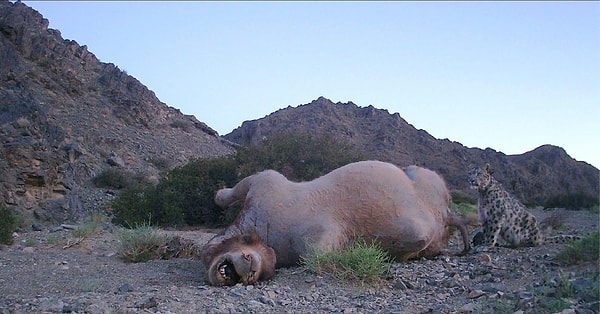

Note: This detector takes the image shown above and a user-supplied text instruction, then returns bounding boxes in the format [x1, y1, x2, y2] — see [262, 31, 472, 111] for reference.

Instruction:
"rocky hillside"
[225, 97, 599, 206]
[0, 1, 234, 223]
[0, 1, 596, 227]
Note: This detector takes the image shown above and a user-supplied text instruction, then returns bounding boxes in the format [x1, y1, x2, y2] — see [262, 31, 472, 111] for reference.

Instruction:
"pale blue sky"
[25, 1, 600, 169]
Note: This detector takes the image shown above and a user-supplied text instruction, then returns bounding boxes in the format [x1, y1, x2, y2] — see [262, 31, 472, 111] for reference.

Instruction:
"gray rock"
[117, 283, 134, 293]
[31, 223, 44, 231]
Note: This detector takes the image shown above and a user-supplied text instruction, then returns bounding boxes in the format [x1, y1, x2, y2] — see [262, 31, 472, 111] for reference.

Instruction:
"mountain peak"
[225, 99, 598, 205]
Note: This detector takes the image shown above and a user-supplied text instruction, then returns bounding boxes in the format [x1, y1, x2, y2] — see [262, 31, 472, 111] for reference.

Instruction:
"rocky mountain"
[0, 1, 234, 223]
[0, 1, 596, 227]
[225, 97, 599, 206]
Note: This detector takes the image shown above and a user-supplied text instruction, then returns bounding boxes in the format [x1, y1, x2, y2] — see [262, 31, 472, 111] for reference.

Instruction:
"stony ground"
[0, 208, 598, 314]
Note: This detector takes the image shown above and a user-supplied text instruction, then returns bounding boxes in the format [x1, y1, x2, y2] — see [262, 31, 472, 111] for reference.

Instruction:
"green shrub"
[450, 202, 478, 217]
[116, 223, 173, 263]
[109, 183, 151, 227]
[544, 193, 599, 210]
[555, 231, 600, 265]
[451, 192, 476, 205]
[0, 206, 16, 245]
[93, 168, 149, 190]
[110, 157, 238, 227]
[46, 233, 63, 246]
[235, 131, 365, 182]
[300, 239, 392, 284]
[93, 168, 128, 189]
[110, 132, 365, 228]
[109, 182, 176, 227]
[155, 157, 239, 226]
[70, 220, 101, 238]
[149, 157, 170, 171]
[23, 238, 38, 247]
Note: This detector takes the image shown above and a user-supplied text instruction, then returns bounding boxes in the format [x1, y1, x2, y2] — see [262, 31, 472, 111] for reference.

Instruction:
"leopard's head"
[468, 164, 493, 190]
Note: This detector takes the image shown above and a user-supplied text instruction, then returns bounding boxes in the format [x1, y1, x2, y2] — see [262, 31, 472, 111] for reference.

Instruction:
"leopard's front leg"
[481, 219, 503, 248]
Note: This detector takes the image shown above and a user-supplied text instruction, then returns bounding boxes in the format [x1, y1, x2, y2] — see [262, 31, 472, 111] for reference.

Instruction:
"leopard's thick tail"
[543, 234, 581, 244]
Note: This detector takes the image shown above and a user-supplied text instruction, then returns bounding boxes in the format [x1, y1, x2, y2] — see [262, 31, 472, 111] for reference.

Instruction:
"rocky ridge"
[225, 97, 599, 205]
[0, 1, 234, 223]
[0, 0, 597, 224]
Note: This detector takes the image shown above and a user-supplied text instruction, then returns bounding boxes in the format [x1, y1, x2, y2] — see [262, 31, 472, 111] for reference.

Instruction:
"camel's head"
[201, 232, 276, 286]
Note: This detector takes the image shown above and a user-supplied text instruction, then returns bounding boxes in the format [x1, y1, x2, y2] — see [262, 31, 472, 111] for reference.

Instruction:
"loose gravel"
[0, 208, 598, 314]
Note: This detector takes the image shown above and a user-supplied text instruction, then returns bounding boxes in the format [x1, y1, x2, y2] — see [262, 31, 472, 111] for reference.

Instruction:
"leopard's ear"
[484, 163, 491, 173]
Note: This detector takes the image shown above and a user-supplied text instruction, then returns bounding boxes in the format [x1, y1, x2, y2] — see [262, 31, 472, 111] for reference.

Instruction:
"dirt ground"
[0, 207, 598, 314]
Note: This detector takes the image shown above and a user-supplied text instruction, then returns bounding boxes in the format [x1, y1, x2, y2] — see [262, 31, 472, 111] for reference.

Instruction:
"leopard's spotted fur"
[468, 164, 577, 248]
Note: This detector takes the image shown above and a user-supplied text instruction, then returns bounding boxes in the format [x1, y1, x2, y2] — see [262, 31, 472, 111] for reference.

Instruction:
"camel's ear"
[241, 232, 263, 245]
[200, 235, 228, 264]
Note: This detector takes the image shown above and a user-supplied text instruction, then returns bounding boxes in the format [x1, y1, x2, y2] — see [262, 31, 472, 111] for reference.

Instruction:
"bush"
[110, 182, 180, 227]
[116, 223, 173, 263]
[0, 206, 16, 245]
[110, 182, 152, 227]
[149, 157, 170, 171]
[70, 219, 102, 239]
[110, 132, 365, 228]
[544, 193, 599, 210]
[110, 157, 239, 228]
[450, 202, 480, 227]
[555, 231, 600, 265]
[300, 239, 392, 284]
[235, 131, 365, 182]
[156, 157, 239, 226]
[93, 168, 148, 190]
[450, 202, 478, 217]
[451, 192, 476, 205]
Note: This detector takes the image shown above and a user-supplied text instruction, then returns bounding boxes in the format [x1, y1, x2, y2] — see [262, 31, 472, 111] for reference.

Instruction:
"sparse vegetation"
[555, 231, 599, 265]
[11, 210, 33, 229]
[450, 202, 479, 227]
[149, 157, 170, 171]
[553, 272, 576, 299]
[46, 233, 63, 246]
[169, 119, 190, 131]
[23, 238, 38, 247]
[539, 210, 566, 230]
[300, 239, 392, 284]
[451, 192, 476, 205]
[450, 202, 478, 217]
[235, 131, 365, 182]
[116, 223, 173, 263]
[544, 193, 599, 210]
[92, 168, 129, 189]
[481, 298, 514, 314]
[110, 157, 238, 228]
[70, 220, 101, 238]
[109, 182, 173, 227]
[527, 272, 577, 314]
[69, 212, 108, 239]
[0, 205, 16, 245]
[153, 156, 239, 226]
[92, 168, 148, 190]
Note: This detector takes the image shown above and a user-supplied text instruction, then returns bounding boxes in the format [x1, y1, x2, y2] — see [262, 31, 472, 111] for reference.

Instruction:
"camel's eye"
[243, 253, 251, 261]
